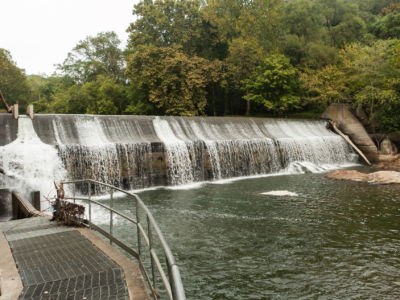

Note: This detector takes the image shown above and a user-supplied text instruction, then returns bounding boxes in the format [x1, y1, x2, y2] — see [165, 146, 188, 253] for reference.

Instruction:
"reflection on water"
[96, 170, 400, 299]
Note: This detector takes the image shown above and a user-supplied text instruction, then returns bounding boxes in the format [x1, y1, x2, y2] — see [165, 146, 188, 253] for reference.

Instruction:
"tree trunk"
[246, 100, 250, 116]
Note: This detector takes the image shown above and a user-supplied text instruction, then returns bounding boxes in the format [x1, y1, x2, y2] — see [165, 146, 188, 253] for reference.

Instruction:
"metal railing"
[59, 179, 186, 300]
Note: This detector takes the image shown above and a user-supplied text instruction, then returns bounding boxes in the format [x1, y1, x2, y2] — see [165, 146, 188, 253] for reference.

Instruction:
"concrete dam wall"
[0, 113, 358, 194]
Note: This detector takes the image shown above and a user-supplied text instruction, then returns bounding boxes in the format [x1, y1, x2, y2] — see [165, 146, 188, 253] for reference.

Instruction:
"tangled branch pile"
[53, 201, 85, 226]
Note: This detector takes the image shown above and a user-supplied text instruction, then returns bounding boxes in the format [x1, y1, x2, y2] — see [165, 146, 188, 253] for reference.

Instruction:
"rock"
[355, 106, 369, 126]
[321, 103, 378, 157]
[373, 155, 400, 171]
[379, 136, 397, 155]
[326, 169, 400, 184]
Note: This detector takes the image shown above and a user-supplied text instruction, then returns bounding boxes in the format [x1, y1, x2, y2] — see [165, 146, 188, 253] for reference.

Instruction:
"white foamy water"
[0, 116, 66, 204]
[4, 115, 359, 194]
[153, 117, 194, 185]
[261, 190, 299, 197]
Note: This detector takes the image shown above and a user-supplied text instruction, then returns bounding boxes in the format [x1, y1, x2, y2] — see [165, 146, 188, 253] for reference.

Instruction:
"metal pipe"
[148, 215, 157, 295]
[150, 249, 173, 299]
[136, 197, 142, 256]
[88, 182, 91, 228]
[110, 189, 113, 245]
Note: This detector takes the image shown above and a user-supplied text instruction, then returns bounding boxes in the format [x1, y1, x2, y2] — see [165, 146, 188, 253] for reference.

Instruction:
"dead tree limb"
[329, 120, 371, 166]
[0, 90, 11, 112]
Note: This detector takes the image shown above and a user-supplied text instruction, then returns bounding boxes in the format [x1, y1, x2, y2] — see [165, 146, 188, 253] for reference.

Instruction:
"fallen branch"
[0, 90, 11, 112]
[329, 120, 371, 166]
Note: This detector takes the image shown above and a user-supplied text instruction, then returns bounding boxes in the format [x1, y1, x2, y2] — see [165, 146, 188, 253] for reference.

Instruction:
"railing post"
[110, 189, 113, 245]
[72, 184, 76, 204]
[148, 215, 157, 294]
[136, 198, 142, 256]
[88, 181, 92, 229]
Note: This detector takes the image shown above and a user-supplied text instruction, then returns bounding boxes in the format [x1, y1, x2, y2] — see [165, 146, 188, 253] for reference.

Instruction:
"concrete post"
[32, 191, 40, 211]
[12, 104, 18, 120]
[12, 193, 18, 219]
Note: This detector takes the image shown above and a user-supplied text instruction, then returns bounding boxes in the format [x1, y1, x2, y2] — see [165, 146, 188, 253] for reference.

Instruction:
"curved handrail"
[59, 179, 186, 300]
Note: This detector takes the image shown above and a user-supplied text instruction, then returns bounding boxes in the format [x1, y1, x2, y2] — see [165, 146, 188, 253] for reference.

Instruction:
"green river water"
[95, 168, 400, 299]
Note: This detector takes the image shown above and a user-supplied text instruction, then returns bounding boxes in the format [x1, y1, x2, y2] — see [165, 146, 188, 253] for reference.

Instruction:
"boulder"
[321, 103, 378, 158]
[326, 169, 400, 184]
[355, 106, 369, 126]
[379, 136, 397, 155]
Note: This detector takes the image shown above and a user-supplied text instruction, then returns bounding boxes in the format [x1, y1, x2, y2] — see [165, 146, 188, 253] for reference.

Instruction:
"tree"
[282, 0, 323, 42]
[300, 65, 349, 107]
[0, 49, 30, 109]
[317, 0, 366, 48]
[205, 0, 283, 50]
[58, 32, 125, 84]
[381, 2, 400, 15]
[371, 13, 400, 39]
[128, 0, 227, 60]
[127, 46, 214, 116]
[243, 54, 301, 114]
[28, 75, 75, 112]
[225, 37, 264, 115]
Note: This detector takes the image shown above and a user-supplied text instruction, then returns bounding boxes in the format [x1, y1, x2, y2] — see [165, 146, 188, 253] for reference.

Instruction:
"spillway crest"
[0, 114, 358, 194]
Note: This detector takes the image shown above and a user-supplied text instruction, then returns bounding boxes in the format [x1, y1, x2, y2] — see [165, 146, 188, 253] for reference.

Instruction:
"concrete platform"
[0, 217, 149, 300]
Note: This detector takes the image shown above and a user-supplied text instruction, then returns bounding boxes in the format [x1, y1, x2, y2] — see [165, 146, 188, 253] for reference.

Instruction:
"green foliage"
[243, 54, 301, 114]
[127, 46, 217, 116]
[4, 0, 400, 133]
[371, 13, 400, 39]
[58, 32, 125, 84]
[0, 49, 30, 109]
[128, 0, 227, 60]
[301, 65, 349, 107]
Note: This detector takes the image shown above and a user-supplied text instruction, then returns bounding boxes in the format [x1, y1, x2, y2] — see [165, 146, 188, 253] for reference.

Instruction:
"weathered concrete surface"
[0, 189, 12, 222]
[0, 114, 17, 146]
[321, 103, 378, 157]
[0, 231, 23, 300]
[327, 169, 400, 184]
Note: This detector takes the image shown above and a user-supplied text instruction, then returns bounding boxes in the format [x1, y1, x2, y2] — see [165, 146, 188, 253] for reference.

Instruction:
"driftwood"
[329, 120, 371, 165]
[53, 200, 85, 226]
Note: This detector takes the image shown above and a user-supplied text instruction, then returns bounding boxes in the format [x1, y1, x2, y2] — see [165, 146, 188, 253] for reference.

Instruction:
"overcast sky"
[0, 0, 138, 75]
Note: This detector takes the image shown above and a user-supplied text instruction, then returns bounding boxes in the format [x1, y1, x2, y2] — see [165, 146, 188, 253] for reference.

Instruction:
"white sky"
[0, 0, 139, 75]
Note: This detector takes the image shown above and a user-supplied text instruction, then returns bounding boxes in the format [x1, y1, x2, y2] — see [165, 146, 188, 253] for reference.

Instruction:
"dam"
[2, 113, 399, 299]
[0, 113, 358, 196]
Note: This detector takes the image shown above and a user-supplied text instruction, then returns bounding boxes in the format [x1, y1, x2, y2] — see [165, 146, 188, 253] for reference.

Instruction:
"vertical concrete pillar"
[32, 191, 40, 211]
[12, 193, 18, 219]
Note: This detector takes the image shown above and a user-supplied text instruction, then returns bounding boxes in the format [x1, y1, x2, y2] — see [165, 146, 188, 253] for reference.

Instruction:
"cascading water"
[0, 116, 66, 201]
[153, 117, 195, 185]
[50, 115, 154, 191]
[0, 114, 358, 194]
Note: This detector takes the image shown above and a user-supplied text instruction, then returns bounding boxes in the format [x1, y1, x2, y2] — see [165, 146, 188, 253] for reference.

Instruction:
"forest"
[1, 0, 400, 132]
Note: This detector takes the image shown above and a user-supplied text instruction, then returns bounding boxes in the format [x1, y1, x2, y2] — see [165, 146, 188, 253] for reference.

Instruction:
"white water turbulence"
[0, 116, 66, 202]
[51, 115, 153, 192]
[153, 117, 194, 185]
[261, 190, 299, 197]
[20, 115, 359, 193]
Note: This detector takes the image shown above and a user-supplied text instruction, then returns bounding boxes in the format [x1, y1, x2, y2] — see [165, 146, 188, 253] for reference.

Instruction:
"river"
[94, 168, 400, 299]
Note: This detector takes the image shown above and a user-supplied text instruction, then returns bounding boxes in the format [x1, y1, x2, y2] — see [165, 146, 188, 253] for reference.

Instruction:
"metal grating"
[3, 218, 129, 300]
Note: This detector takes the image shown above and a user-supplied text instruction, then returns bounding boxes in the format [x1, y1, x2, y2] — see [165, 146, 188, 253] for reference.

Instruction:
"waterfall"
[0, 114, 358, 193]
[0, 116, 66, 200]
[50, 115, 153, 191]
[153, 117, 194, 185]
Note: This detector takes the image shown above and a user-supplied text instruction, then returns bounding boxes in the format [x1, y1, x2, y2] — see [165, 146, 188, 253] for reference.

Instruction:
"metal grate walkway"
[0, 217, 129, 300]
